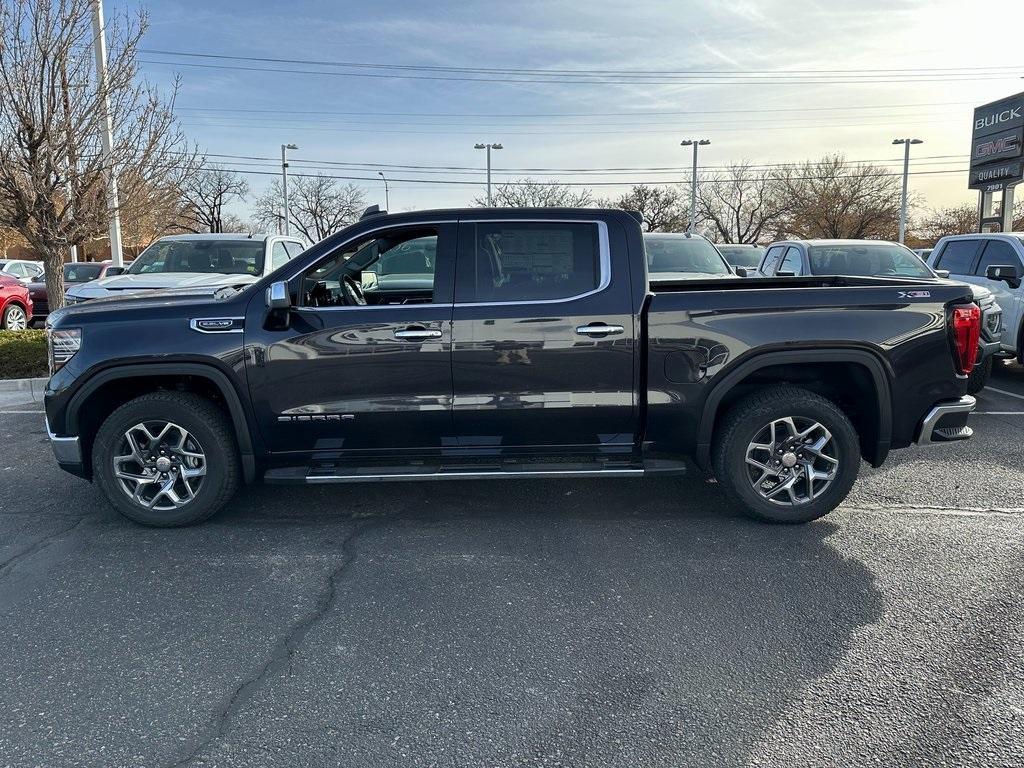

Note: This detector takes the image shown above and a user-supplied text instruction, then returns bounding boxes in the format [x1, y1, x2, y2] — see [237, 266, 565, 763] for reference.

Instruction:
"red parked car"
[0, 274, 33, 330]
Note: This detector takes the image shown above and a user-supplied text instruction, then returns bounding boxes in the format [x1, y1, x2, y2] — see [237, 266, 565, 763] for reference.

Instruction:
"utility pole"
[90, 0, 123, 266]
[893, 137, 923, 244]
[474, 143, 503, 205]
[680, 139, 710, 233]
[281, 143, 297, 235]
[378, 171, 390, 210]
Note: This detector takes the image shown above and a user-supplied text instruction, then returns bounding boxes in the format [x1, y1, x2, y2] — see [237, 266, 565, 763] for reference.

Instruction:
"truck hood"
[49, 283, 252, 326]
[66, 272, 256, 299]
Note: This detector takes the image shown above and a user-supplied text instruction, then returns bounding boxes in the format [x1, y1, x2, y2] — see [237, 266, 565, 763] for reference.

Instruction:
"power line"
[141, 59, 1024, 86]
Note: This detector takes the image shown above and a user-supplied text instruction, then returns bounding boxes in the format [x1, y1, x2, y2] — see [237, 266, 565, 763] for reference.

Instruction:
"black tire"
[2, 303, 28, 330]
[92, 392, 240, 526]
[712, 386, 860, 524]
[966, 355, 993, 395]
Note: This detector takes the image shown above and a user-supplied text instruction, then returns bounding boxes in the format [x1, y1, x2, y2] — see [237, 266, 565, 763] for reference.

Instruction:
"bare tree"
[0, 0, 197, 310]
[697, 162, 788, 243]
[775, 154, 903, 240]
[253, 175, 365, 243]
[0, 226, 27, 258]
[599, 185, 687, 231]
[918, 203, 978, 243]
[474, 178, 594, 207]
[180, 164, 249, 233]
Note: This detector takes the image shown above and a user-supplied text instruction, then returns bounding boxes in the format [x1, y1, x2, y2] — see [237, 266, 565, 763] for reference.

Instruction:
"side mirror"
[934, 269, 950, 279]
[266, 280, 291, 310]
[734, 267, 748, 277]
[986, 264, 1022, 289]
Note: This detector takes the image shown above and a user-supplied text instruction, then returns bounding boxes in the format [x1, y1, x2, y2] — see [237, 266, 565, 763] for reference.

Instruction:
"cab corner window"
[466, 221, 599, 303]
[301, 228, 439, 308]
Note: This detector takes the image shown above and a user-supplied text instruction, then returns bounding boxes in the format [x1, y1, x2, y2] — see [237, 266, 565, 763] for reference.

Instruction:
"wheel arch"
[67, 363, 257, 483]
[694, 348, 893, 470]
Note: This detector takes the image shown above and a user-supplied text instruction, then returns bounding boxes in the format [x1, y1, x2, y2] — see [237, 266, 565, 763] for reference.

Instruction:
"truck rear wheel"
[92, 392, 240, 527]
[712, 386, 860, 524]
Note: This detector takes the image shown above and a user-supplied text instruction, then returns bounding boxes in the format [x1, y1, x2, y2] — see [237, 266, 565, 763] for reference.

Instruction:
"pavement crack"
[0, 516, 87, 578]
[167, 518, 375, 768]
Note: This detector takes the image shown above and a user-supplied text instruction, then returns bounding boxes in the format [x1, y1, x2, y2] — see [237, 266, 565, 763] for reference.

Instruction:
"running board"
[264, 459, 686, 485]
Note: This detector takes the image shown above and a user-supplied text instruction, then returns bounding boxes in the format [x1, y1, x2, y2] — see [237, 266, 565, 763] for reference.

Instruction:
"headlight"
[64, 294, 85, 305]
[48, 328, 81, 375]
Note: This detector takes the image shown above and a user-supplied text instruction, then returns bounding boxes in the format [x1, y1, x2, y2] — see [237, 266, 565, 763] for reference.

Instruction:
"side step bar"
[264, 459, 687, 485]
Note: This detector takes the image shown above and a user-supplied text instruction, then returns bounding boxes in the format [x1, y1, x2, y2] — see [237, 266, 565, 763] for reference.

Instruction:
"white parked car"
[0, 258, 44, 283]
[644, 233, 740, 281]
[65, 233, 307, 304]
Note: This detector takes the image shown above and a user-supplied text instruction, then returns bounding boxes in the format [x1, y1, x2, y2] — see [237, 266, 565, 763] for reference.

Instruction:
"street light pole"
[281, 143, 298, 236]
[90, 0, 123, 266]
[893, 137, 923, 244]
[378, 171, 390, 210]
[680, 138, 710, 234]
[474, 143, 503, 205]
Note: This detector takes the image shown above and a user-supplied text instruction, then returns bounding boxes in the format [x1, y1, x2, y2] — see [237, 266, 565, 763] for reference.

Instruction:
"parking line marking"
[986, 386, 1024, 401]
[973, 411, 1024, 415]
[0, 410, 43, 414]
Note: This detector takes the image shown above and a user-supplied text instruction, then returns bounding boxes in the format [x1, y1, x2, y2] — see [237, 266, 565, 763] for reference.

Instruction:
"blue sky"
[124, 0, 1024, 218]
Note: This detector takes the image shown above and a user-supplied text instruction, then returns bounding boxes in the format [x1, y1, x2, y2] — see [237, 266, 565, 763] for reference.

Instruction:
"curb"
[0, 377, 48, 404]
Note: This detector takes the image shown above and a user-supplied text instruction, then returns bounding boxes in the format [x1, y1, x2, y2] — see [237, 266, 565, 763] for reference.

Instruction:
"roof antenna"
[361, 204, 385, 220]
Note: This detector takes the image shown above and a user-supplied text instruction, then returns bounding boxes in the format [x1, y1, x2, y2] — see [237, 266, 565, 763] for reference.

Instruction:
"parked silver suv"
[927, 233, 1023, 364]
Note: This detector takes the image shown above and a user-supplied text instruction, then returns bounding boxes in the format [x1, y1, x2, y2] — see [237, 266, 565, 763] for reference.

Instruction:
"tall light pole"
[474, 143, 503, 206]
[281, 143, 298, 235]
[893, 138, 923, 244]
[90, 0, 123, 266]
[378, 171, 390, 210]
[680, 138, 710, 233]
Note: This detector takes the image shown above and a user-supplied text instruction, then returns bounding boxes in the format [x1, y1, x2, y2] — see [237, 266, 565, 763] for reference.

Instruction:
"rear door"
[450, 217, 637, 452]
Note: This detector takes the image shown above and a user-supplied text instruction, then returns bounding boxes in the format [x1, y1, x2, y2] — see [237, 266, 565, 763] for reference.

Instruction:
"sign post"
[970, 92, 1023, 232]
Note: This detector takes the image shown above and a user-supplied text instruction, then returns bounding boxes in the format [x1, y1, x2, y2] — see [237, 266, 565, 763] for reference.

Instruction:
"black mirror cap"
[986, 264, 1022, 287]
[735, 266, 749, 277]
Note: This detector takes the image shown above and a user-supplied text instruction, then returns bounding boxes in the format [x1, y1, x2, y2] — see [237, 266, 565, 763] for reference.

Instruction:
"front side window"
[975, 240, 1023, 277]
[934, 240, 980, 275]
[717, 246, 765, 268]
[127, 240, 265, 276]
[302, 228, 439, 307]
[64, 263, 104, 283]
[467, 222, 599, 302]
[807, 244, 934, 278]
[271, 242, 290, 271]
[645, 236, 731, 276]
[778, 247, 804, 275]
[759, 246, 785, 276]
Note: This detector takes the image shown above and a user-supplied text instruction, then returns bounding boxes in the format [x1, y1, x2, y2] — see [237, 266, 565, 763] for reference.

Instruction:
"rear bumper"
[915, 395, 976, 445]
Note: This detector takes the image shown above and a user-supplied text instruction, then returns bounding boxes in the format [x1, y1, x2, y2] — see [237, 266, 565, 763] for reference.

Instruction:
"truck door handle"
[394, 327, 442, 339]
[575, 323, 625, 336]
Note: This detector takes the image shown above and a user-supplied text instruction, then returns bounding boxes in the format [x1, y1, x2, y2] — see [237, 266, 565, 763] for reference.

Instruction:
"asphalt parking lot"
[2, 366, 1024, 768]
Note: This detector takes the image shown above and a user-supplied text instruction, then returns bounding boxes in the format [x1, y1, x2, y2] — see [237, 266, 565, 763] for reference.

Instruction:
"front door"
[245, 223, 457, 459]
[450, 218, 637, 452]
[971, 238, 1024, 351]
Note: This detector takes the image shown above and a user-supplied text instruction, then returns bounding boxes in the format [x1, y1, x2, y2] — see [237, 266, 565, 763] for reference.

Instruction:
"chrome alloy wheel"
[4, 305, 27, 330]
[744, 417, 839, 506]
[113, 421, 207, 510]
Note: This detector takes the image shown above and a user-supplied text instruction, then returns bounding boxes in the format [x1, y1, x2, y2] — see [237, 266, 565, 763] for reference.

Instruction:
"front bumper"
[46, 415, 86, 477]
[915, 395, 976, 445]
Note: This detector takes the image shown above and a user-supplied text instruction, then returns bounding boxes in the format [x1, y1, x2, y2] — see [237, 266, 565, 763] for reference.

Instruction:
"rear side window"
[466, 222, 599, 302]
[935, 240, 980, 274]
[975, 240, 1023, 277]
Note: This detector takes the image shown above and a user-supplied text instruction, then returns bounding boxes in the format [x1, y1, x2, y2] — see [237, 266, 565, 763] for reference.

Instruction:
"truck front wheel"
[712, 386, 860, 524]
[92, 392, 241, 526]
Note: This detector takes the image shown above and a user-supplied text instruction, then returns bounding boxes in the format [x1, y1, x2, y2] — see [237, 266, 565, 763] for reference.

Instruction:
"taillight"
[951, 304, 981, 376]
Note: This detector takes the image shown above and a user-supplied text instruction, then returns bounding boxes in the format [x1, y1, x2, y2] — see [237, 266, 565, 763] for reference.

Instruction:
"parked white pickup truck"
[65, 233, 307, 304]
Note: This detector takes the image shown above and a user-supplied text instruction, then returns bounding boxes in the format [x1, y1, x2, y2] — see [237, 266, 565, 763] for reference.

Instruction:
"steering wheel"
[343, 275, 367, 306]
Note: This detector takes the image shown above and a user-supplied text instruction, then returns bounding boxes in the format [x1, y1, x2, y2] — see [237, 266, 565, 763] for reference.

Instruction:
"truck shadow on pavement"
[192, 477, 886, 766]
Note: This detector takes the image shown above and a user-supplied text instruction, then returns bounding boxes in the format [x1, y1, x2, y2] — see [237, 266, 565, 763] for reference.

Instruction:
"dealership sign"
[970, 92, 1024, 190]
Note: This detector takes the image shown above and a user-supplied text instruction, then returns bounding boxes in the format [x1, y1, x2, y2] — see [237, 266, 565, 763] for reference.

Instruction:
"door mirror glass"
[986, 264, 1022, 288]
[266, 280, 291, 310]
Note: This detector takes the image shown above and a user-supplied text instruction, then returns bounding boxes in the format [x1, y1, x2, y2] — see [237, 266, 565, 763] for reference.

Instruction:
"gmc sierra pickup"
[44, 207, 980, 527]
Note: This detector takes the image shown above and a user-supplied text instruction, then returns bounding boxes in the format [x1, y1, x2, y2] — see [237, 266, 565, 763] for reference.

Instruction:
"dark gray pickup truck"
[44, 207, 980, 527]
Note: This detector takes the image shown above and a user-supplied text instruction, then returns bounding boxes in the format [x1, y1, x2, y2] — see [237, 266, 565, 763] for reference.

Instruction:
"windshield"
[716, 246, 765, 267]
[645, 236, 731, 275]
[63, 263, 104, 283]
[807, 244, 934, 278]
[127, 240, 264, 276]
